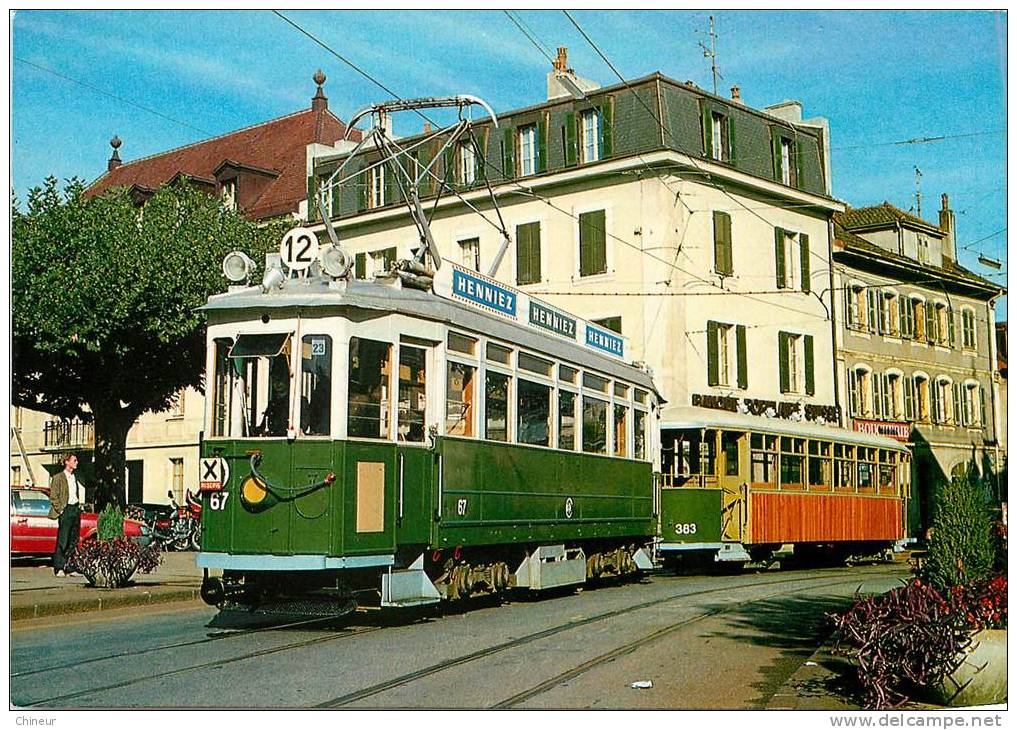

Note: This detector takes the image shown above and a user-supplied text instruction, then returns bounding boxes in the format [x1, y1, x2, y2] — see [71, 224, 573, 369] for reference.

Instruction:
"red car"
[10, 487, 148, 556]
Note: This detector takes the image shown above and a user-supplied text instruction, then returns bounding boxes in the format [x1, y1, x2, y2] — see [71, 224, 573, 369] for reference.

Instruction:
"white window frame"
[370, 165, 386, 209]
[963, 380, 980, 427]
[458, 141, 477, 186]
[580, 108, 600, 164]
[780, 138, 793, 186]
[458, 237, 481, 272]
[220, 179, 237, 211]
[519, 125, 537, 177]
[961, 308, 977, 350]
[852, 364, 872, 417]
[882, 290, 899, 337]
[716, 323, 733, 387]
[711, 111, 725, 162]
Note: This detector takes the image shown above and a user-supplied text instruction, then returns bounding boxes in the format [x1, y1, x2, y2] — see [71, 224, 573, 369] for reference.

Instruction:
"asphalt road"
[11, 563, 906, 709]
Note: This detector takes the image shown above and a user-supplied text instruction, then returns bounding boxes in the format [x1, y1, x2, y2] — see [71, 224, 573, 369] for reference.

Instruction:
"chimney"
[939, 193, 957, 261]
[108, 136, 122, 171]
[730, 85, 743, 104]
[547, 45, 600, 101]
[311, 69, 328, 112]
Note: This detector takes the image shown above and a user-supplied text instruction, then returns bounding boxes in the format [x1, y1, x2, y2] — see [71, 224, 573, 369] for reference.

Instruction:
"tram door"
[718, 430, 747, 542]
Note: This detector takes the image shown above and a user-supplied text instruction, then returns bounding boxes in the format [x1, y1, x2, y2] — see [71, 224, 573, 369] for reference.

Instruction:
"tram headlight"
[321, 245, 352, 279]
[222, 251, 256, 283]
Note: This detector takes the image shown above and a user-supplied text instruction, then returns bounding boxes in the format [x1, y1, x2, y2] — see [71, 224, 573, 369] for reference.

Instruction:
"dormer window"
[220, 179, 237, 211]
[457, 141, 477, 186]
[580, 109, 601, 163]
[370, 165, 386, 209]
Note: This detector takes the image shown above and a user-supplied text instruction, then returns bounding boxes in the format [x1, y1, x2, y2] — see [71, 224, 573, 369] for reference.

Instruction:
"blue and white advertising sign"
[434, 263, 627, 361]
[585, 325, 625, 358]
[451, 268, 517, 318]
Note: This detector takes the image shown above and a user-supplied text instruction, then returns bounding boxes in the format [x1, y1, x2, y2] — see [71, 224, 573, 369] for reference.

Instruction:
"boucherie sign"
[853, 419, 911, 442]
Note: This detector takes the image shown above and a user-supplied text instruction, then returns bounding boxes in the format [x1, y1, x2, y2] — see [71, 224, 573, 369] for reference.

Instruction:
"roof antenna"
[697, 15, 722, 95]
[914, 166, 923, 218]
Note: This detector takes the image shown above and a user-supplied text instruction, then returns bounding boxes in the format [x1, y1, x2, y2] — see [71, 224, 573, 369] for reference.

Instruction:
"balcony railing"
[43, 419, 95, 450]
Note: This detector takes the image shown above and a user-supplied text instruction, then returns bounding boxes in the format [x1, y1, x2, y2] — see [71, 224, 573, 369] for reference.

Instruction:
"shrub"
[96, 503, 125, 542]
[922, 473, 995, 591]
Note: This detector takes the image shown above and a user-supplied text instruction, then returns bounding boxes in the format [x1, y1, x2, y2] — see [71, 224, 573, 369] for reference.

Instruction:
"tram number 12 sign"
[280, 227, 320, 272]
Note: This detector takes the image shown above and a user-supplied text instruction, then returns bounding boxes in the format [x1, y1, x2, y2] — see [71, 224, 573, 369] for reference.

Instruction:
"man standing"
[49, 453, 82, 577]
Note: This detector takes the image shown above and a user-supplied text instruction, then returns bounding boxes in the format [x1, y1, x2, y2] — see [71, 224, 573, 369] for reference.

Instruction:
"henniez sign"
[433, 263, 626, 360]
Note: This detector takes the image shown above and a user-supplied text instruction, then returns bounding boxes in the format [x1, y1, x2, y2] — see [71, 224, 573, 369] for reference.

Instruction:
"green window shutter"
[726, 115, 736, 164]
[537, 117, 548, 173]
[516, 222, 541, 285]
[307, 175, 319, 221]
[502, 127, 515, 178]
[579, 210, 607, 276]
[712, 211, 726, 275]
[804, 335, 815, 396]
[385, 162, 398, 204]
[872, 371, 882, 418]
[771, 131, 782, 181]
[848, 369, 858, 416]
[904, 377, 915, 421]
[706, 321, 719, 386]
[383, 247, 397, 271]
[948, 308, 956, 347]
[355, 253, 366, 280]
[600, 99, 613, 158]
[979, 385, 987, 426]
[417, 145, 433, 196]
[774, 228, 786, 288]
[356, 167, 367, 211]
[793, 140, 802, 188]
[898, 297, 908, 338]
[867, 290, 879, 334]
[701, 104, 712, 158]
[953, 382, 962, 424]
[564, 112, 578, 166]
[736, 324, 748, 389]
[925, 305, 937, 344]
[778, 332, 790, 394]
[799, 233, 810, 293]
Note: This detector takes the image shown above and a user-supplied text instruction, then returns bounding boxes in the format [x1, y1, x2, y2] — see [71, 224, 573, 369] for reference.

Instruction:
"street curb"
[766, 644, 826, 710]
[11, 587, 203, 621]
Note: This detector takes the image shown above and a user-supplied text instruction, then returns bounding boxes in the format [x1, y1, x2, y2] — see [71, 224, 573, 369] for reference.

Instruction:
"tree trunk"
[90, 403, 136, 511]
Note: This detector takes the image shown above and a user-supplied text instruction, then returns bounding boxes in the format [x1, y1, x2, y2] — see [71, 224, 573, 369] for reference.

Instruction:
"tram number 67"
[456, 498, 468, 517]
[674, 522, 697, 536]
[210, 493, 230, 511]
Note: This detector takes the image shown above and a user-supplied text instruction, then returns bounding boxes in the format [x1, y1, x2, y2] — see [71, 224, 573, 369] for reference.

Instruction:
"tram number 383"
[674, 522, 698, 536]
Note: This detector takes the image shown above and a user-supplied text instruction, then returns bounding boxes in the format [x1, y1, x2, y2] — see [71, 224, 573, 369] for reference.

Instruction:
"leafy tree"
[13, 177, 279, 508]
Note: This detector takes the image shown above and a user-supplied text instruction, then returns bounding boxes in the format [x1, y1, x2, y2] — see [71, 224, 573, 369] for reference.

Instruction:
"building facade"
[11, 73, 359, 504]
[304, 58, 847, 479]
[832, 196, 1005, 533]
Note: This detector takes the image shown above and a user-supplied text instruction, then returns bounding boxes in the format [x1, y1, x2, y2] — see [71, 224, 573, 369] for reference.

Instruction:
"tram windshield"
[227, 334, 293, 437]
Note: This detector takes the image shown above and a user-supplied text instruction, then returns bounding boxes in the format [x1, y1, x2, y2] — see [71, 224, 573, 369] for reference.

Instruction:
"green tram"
[197, 258, 660, 613]
[657, 409, 912, 566]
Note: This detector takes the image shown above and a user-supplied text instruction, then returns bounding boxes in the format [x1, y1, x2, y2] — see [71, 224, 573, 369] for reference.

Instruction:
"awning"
[228, 333, 291, 358]
[661, 405, 910, 453]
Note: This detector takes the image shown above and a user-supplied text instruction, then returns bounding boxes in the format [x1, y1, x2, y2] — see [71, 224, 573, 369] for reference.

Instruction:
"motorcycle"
[153, 490, 202, 551]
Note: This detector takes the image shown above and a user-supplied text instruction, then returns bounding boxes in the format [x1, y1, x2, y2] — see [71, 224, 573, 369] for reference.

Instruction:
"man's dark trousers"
[54, 503, 80, 574]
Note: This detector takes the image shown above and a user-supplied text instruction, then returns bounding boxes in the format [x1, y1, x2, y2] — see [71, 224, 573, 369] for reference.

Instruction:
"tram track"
[315, 567, 892, 708]
[11, 611, 364, 679]
[19, 565, 898, 708]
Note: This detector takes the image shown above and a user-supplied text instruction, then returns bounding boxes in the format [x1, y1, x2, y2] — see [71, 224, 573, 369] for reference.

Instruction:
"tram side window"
[582, 397, 608, 454]
[348, 337, 391, 439]
[398, 346, 427, 443]
[613, 405, 628, 457]
[878, 450, 896, 490]
[722, 431, 740, 476]
[300, 335, 332, 436]
[211, 338, 232, 437]
[835, 444, 855, 490]
[750, 433, 777, 486]
[518, 379, 550, 446]
[633, 409, 647, 461]
[857, 447, 876, 489]
[485, 371, 510, 442]
[558, 390, 577, 450]
[779, 437, 806, 488]
[253, 354, 291, 437]
[446, 362, 476, 437]
[808, 441, 832, 488]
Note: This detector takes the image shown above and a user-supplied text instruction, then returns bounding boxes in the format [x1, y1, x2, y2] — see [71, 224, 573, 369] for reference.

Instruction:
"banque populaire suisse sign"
[435, 263, 625, 361]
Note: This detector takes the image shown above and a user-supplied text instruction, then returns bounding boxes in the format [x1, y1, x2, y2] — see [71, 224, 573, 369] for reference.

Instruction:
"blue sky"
[11, 10, 1007, 317]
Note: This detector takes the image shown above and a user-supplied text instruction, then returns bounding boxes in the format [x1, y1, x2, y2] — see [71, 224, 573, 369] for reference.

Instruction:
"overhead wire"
[14, 56, 214, 136]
